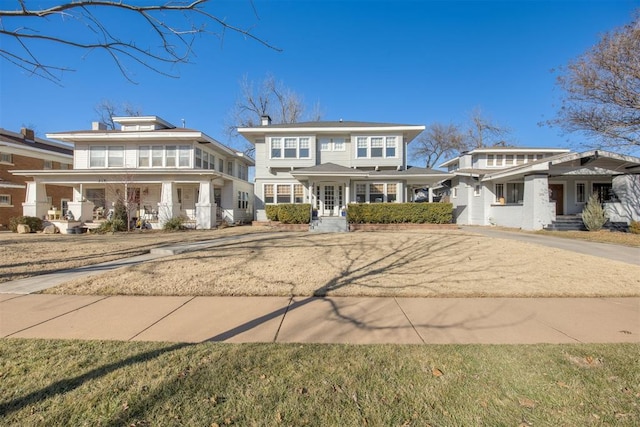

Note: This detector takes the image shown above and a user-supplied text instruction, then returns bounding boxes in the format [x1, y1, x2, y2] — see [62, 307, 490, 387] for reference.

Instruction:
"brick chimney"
[21, 128, 35, 141]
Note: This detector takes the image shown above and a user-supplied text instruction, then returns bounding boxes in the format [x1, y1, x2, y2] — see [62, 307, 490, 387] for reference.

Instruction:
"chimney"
[92, 121, 107, 131]
[21, 127, 35, 141]
[260, 115, 272, 126]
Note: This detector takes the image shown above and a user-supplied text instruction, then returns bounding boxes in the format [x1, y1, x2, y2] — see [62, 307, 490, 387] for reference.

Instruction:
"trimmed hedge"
[265, 204, 311, 224]
[347, 203, 453, 224]
[9, 216, 43, 233]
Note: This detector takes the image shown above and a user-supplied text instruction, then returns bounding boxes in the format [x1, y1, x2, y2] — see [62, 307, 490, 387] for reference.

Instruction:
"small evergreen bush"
[629, 220, 640, 234]
[265, 204, 311, 224]
[9, 216, 43, 233]
[96, 218, 126, 233]
[265, 205, 280, 221]
[581, 193, 608, 231]
[163, 216, 186, 231]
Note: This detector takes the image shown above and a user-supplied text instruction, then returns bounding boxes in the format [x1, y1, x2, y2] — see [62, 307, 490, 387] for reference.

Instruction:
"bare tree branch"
[550, 11, 640, 152]
[411, 123, 467, 169]
[465, 108, 510, 148]
[0, 0, 281, 83]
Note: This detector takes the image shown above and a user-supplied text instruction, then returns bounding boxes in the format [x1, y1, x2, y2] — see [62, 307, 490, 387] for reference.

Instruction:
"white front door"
[316, 183, 342, 216]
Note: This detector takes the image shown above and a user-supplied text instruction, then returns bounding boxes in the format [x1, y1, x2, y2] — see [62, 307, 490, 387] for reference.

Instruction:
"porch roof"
[10, 168, 233, 186]
[290, 163, 452, 185]
[480, 150, 640, 181]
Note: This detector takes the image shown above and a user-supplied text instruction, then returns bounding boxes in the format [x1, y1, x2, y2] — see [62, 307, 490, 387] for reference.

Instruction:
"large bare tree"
[0, 0, 279, 83]
[465, 108, 510, 149]
[94, 100, 142, 130]
[552, 12, 640, 152]
[411, 123, 467, 169]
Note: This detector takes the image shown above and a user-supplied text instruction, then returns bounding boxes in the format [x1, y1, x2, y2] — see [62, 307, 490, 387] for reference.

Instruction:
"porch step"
[309, 216, 349, 233]
[544, 216, 629, 232]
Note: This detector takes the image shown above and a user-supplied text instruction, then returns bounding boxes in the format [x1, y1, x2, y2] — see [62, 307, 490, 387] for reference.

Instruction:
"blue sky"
[1, 0, 638, 161]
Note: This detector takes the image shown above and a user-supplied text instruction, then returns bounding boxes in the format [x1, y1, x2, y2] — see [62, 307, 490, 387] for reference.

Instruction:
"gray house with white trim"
[440, 147, 640, 230]
[238, 118, 451, 222]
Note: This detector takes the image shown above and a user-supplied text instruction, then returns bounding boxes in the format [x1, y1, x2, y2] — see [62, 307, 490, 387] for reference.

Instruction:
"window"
[89, 146, 106, 167]
[60, 163, 69, 170]
[107, 146, 124, 167]
[370, 137, 384, 157]
[299, 138, 310, 157]
[0, 194, 11, 205]
[452, 187, 458, 198]
[202, 152, 209, 170]
[487, 154, 494, 166]
[0, 153, 12, 163]
[516, 155, 525, 165]
[139, 146, 150, 167]
[151, 146, 163, 167]
[271, 138, 282, 158]
[593, 183, 617, 202]
[238, 191, 249, 209]
[43, 160, 53, 169]
[505, 155, 514, 166]
[369, 183, 384, 203]
[506, 182, 524, 204]
[357, 137, 368, 158]
[474, 184, 481, 196]
[294, 184, 305, 203]
[166, 145, 177, 167]
[386, 137, 396, 157]
[219, 159, 224, 172]
[495, 183, 505, 203]
[387, 183, 397, 202]
[333, 139, 345, 151]
[320, 139, 331, 151]
[227, 161, 234, 176]
[195, 148, 202, 168]
[576, 182, 586, 203]
[284, 138, 297, 158]
[179, 146, 190, 167]
[527, 154, 536, 163]
[86, 188, 106, 209]
[356, 183, 366, 203]
[264, 184, 274, 204]
[210, 155, 216, 170]
[495, 155, 503, 166]
[277, 184, 291, 203]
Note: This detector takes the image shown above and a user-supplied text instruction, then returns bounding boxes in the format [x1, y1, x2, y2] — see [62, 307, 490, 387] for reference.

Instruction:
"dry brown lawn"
[5, 227, 632, 298]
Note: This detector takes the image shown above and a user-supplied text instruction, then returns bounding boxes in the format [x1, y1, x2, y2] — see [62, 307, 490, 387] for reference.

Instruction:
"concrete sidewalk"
[1, 293, 638, 344]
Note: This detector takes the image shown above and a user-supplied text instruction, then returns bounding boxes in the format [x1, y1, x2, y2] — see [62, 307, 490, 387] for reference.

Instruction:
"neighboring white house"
[440, 147, 640, 230]
[237, 117, 452, 222]
[12, 116, 254, 230]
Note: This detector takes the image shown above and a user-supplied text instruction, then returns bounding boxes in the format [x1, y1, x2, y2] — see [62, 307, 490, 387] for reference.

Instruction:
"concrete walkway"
[1, 293, 638, 344]
[1, 228, 638, 345]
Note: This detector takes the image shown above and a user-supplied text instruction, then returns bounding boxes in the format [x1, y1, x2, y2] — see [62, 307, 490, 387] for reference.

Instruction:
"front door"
[549, 184, 564, 215]
[316, 184, 342, 216]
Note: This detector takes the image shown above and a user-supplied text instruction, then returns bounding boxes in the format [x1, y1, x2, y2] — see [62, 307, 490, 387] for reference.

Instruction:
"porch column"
[344, 181, 350, 207]
[521, 174, 551, 231]
[195, 180, 217, 229]
[428, 187, 434, 203]
[158, 181, 180, 225]
[67, 185, 94, 222]
[22, 181, 49, 219]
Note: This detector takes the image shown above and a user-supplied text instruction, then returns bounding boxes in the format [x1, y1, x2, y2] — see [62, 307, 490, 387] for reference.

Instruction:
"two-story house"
[440, 147, 640, 230]
[0, 128, 73, 230]
[12, 116, 254, 230]
[238, 117, 451, 222]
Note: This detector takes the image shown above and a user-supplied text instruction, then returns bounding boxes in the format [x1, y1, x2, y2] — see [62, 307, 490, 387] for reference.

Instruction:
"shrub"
[581, 193, 608, 231]
[163, 216, 186, 231]
[265, 205, 280, 221]
[265, 204, 311, 224]
[629, 220, 640, 234]
[95, 218, 126, 233]
[347, 203, 453, 224]
[9, 216, 43, 233]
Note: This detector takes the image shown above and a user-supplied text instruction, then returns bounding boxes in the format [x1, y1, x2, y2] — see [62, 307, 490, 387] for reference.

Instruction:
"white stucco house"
[440, 147, 640, 230]
[12, 116, 254, 230]
[237, 117, 452, 224]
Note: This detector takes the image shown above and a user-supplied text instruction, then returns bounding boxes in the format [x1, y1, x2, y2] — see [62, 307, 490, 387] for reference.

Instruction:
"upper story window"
[320, 138, 346, 151]
[270, 137, 311, 159]
[90, 145, 124, 168]
[0, 153, 13, 164]
[0, 194, 11, 205]
[43, 160, 53, 169]
[138, 145, 191, 168]
[355, 136, 398, 159]
[227, 161, 234, 176]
